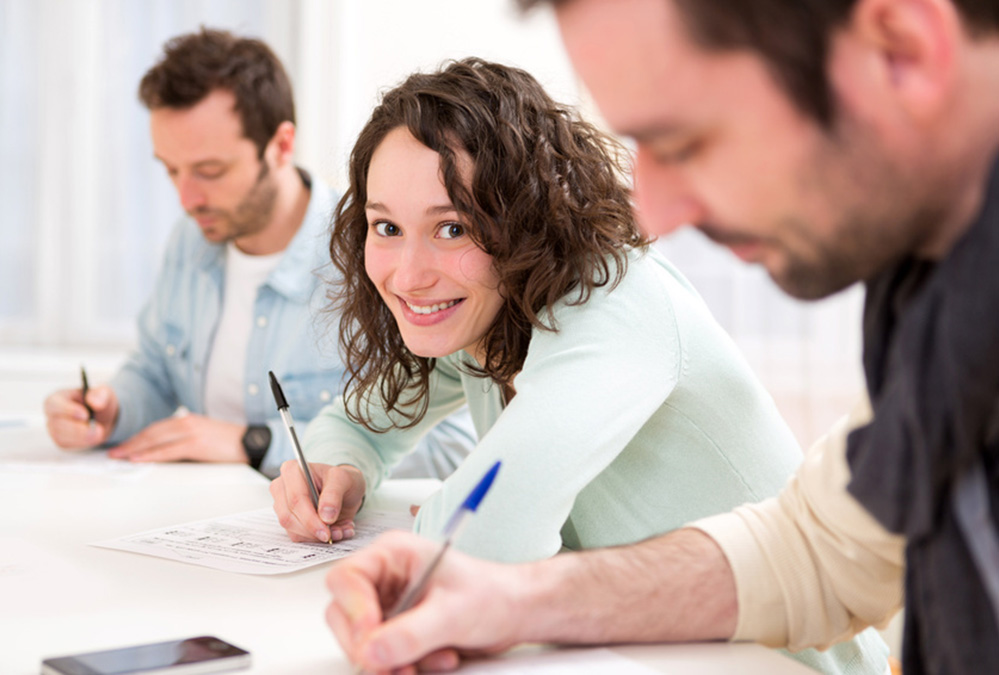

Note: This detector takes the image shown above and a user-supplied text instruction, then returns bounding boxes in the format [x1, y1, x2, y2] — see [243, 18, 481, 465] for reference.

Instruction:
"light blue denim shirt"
[108, 170, 475, 478]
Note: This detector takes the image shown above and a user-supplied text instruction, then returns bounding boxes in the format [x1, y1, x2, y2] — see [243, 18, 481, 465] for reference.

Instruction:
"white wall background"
[0, 0, 864, 445]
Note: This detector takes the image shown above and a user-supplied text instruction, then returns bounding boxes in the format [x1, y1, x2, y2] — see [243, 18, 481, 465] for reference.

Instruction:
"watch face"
[244, 426, 271, 451]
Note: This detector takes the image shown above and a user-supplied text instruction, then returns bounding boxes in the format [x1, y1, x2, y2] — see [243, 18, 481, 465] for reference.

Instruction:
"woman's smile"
[397, 296, 465, 325]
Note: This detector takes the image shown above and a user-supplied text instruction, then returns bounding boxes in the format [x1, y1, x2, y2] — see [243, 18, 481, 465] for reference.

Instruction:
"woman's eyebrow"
[364, 202, 458, 216]
[425, 203, 458, 216]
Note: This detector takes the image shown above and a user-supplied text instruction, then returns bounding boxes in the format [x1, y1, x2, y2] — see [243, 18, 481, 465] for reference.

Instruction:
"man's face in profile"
[556, 0, 943, 300]
[150, 88, 278, 247]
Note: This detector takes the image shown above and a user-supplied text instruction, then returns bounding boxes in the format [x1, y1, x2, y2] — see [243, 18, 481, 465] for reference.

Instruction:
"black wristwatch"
[242, 424, 272, 471]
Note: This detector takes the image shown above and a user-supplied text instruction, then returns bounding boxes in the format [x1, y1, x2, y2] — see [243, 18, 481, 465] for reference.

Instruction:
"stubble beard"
[762, 112, 945, 301]
[193, 161, 279, 244]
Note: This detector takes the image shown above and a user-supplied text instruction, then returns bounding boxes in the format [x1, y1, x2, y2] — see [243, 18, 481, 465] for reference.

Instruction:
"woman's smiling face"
[363, 126, 504, 365]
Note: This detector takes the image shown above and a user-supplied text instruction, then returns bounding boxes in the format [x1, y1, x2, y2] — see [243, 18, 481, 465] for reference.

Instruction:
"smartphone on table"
[40, 635, 250, 675]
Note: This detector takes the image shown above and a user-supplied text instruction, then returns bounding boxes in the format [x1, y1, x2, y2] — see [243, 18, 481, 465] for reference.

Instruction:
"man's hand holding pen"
[43, 384, 119, 449]
[325, 530, 522, 673]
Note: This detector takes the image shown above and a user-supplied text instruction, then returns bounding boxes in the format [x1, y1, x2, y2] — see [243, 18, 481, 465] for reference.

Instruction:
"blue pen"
[386, 460, 501, 618]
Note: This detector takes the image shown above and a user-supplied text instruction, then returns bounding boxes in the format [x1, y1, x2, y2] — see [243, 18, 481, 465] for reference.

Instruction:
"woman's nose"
[392, 239, 438, 292]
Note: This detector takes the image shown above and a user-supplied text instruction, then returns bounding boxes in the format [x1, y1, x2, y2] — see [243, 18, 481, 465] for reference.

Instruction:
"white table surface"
[0, 426, 811, 674]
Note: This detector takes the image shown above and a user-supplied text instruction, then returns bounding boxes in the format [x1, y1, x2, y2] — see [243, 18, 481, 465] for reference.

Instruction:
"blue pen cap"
[442, 461, 501, 537]
[461, 460, 501, 512]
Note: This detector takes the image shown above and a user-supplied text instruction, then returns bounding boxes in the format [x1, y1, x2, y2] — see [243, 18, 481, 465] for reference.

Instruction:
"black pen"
[80, 366, 96, 425]
[268, 371, 332, 544]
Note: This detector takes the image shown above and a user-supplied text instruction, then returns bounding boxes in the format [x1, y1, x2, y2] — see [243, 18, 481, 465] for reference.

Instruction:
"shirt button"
[248, 384, 259, 396]
[320, 389, 332, 402]
[165, 344, 176, 356]
[256, 316, 268, 328]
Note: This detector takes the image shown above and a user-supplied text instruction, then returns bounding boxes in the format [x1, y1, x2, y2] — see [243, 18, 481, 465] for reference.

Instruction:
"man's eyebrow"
[151, 156, 228, 168]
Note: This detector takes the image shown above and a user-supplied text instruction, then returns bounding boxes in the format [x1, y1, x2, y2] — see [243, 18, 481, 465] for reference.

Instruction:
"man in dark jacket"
[322, 2, 999, 673]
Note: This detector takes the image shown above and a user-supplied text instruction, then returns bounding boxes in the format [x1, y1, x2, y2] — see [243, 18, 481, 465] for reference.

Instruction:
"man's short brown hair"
[138, 27, 295, 157]
[520, 0, 999, 126]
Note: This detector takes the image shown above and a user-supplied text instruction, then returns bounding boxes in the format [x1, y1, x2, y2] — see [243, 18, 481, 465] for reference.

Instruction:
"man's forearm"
[517, 528, 737, 645]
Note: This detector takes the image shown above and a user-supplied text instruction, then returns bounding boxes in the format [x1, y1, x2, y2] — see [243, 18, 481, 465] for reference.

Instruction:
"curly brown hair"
[330, 57, 648, 430]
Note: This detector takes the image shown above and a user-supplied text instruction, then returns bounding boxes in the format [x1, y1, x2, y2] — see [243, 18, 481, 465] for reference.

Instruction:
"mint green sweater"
[303, 248, 889, 675]
[303, 248, 802, 561]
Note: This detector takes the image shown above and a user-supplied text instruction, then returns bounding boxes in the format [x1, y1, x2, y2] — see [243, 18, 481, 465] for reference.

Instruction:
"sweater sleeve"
[301, 359, 468, 492]
[389, 405, 478, 480]
[692, 395, 906, 651]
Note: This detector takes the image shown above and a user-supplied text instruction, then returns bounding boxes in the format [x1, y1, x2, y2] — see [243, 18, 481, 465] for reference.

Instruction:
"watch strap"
[242, 424, 271, 471]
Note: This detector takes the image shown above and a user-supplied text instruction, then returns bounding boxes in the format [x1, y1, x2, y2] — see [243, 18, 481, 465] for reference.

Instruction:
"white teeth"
[405, 299, 459, 315]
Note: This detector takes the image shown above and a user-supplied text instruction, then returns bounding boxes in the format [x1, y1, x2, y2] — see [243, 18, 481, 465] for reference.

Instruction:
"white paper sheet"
[0, 427, 152, 477]
[458, 647, 660, 673]
[91, 508, 414, 574]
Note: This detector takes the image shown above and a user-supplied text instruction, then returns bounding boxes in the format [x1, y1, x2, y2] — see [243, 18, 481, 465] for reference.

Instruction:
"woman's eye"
[373, 221, 401, 237]
[438, 222, 465, 239]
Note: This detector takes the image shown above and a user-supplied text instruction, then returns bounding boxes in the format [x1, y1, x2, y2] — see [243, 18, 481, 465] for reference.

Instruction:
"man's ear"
[848, 0, 963, 124]
[269, 120, 297, 166]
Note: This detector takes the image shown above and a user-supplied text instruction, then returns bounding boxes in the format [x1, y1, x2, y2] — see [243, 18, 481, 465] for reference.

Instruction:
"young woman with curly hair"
[270, 58, 803, 564]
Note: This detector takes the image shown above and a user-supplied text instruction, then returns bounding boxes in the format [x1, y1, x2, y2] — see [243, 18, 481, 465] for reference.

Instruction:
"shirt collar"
[265, 169, 337, 303]
[193, 169, 338, 302]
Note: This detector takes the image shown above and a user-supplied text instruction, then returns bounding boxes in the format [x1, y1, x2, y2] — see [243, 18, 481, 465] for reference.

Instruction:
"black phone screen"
[41, 636, 250, 675]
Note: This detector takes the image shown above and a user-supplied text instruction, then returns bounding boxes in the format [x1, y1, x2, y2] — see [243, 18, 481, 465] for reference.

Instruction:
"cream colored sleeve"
[692, 395, 906, 651]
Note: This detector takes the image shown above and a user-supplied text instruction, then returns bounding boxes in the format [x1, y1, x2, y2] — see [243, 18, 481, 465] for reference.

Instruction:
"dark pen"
[268, 370, 332, 544]
[80, 366, 96, 425]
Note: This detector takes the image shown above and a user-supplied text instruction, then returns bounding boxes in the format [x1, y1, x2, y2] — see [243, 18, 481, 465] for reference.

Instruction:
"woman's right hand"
[270, 461, 367, 543]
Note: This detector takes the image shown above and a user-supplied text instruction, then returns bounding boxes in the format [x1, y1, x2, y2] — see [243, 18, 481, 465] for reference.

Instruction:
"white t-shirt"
[204, 242, 283, 425]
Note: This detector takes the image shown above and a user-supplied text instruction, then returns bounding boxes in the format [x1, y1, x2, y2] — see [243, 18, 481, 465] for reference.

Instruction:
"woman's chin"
[401, 342, 453, 359]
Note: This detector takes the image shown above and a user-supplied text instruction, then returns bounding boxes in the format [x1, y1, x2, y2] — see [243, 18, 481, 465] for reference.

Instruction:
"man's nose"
[633, 148, 704, 237]
[176, 175, 207, 212]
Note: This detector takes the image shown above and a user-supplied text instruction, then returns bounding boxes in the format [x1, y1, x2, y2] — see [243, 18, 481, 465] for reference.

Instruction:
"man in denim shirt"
[43, 28, 475, 480]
